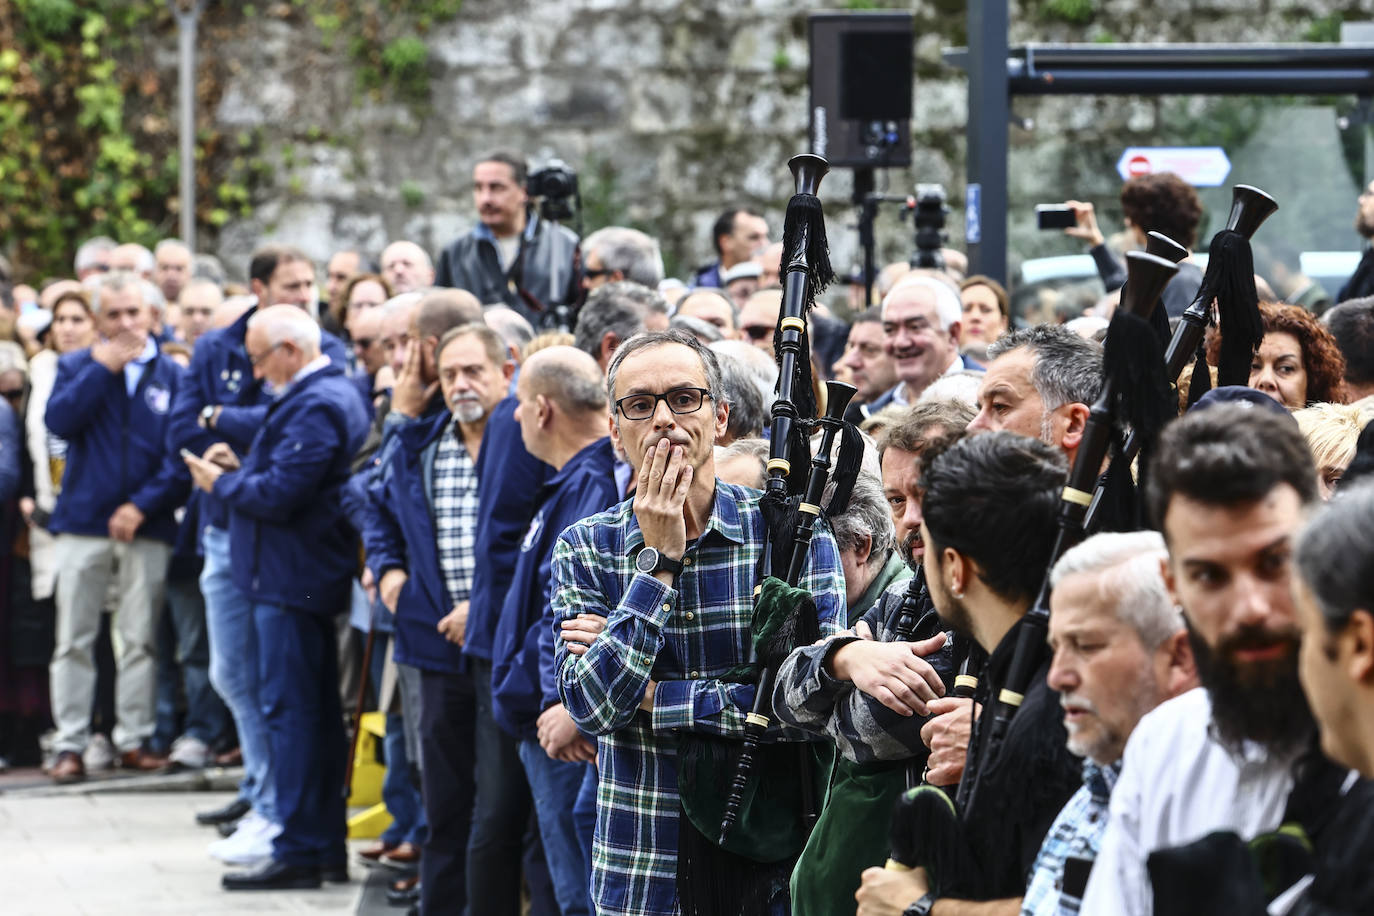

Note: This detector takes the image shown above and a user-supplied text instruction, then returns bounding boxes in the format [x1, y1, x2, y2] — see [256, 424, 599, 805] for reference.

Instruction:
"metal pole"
[965, 0, 1009, 285]
[172, 0, 205, 250]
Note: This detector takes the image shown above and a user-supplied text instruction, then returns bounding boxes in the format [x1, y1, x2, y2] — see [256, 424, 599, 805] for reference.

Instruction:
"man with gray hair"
[110, 242, 156, 278]
[856, 531, 1196, 915]
[184, 304, 369, 890]
[867, 272, 983, 415]
[581, 226, 664, 292]
[45, 272, 189, 784]
[74, 235, 116, 280]
[967, 323, 1103, 466]
[572, 280, 670, 371]
[712, 350, 767, 445]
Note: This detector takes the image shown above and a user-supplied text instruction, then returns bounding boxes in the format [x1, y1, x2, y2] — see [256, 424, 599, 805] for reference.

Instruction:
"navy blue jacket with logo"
[362, 408, 466, 675]
[165, 305, 350, 532]
[46, 344, 188, 545]
[491, 437, 620, 740]
[211, 363, 369, 614]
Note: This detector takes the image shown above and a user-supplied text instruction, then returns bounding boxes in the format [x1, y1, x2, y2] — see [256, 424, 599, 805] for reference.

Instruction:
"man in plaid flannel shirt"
[551, 330, 846, 916]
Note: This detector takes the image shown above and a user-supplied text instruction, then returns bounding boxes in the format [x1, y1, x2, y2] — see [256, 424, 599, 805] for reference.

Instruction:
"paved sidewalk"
[0, 790, 363, 915]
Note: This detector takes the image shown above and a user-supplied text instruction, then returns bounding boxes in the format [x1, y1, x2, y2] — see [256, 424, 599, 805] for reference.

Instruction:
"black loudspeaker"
[808, 12, 914, 168]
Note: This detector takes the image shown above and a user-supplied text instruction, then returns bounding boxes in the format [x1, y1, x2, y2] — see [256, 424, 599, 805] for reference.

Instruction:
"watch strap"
[903, 893, 936, 916]
[653, 553, 684, 576]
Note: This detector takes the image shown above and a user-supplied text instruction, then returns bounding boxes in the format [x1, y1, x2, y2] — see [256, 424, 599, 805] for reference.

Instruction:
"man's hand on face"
[437, 600, 469, 646]
[827, 632, 948, 717]
[107, 502, 144, 542]
[391, 338, 438, 419]
[633, 438, 691, 561]
[921, 696, 978, 787]
[91, 334, 144, 373]
[856, 865, 929, 916]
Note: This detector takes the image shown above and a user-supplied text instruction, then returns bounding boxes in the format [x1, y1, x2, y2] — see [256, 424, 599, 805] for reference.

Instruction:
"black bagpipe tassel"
[1186, 340, 1213, 407]
[886, 784, 973, 896]
[1195, 228, 1262, 388]
[1101, 307, 1172, 527]
[781, 191, 834, 299]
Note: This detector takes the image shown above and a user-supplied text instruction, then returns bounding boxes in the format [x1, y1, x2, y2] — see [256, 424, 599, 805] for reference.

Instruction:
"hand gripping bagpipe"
[676, 154, 865, 916]
[1086, 185, 1279, 532]
[881, 250, 1181, 894]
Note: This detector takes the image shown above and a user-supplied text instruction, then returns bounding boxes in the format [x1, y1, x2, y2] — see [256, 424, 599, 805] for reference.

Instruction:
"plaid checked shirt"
[1020, 759, 1118, 916]
[431, 418, 479, 608]
[552, 481, 846, 916]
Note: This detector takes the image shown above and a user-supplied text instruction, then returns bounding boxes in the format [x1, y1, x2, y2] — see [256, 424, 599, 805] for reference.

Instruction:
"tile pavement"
[0, 791, 365, 915]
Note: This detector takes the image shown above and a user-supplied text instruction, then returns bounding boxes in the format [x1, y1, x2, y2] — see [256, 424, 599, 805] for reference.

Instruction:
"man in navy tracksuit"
[365, 322, 547, 915]
[45, 271, 189, 783]
[185, 305, 368, 890]
[491, 346, 622, 916]
[166, 244, 350, 855]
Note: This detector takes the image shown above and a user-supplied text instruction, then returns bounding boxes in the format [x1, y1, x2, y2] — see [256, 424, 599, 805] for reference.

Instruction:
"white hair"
[248, 305, 322, 353]
[918, 370, 982, 410]
[1050, 530, 1180, 649]
[154, 238, 191, 258]
[881, 274, 963, 329]
[709, 339, 778, 404]
[382, 240, 433, 270]
[90, 271, 145, 314]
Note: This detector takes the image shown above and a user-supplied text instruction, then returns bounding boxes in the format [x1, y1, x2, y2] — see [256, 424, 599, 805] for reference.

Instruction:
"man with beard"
[966, 324, 1100, 465]
[772, 401, 973, 916]
[1338, 179, 1374, 301]
[1078, 404, 1322, 916]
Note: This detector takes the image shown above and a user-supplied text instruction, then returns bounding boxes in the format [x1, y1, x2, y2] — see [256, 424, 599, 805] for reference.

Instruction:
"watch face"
[636, 548, 658, 573]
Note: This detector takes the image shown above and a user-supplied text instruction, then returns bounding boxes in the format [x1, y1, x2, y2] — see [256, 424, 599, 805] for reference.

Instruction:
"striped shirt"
[552, 481, 846, 916]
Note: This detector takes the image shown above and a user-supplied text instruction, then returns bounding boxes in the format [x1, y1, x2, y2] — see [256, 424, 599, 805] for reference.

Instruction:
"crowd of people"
[2, 151, 1374, 916]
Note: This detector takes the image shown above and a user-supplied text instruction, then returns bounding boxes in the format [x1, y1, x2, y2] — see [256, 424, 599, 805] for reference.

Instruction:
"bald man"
[492, 346, 620, 916]
[381, 241, 436, 295]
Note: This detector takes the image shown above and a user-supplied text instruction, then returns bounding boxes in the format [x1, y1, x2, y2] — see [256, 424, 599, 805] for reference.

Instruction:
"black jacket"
[433, 213, 580, 328]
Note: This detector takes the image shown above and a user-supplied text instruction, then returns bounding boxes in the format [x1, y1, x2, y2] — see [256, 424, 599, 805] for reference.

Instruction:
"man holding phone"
[1057, 172, 1204, 318]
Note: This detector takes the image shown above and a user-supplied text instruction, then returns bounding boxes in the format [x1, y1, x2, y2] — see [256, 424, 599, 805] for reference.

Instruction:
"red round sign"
[1127, 154, 1151, 177]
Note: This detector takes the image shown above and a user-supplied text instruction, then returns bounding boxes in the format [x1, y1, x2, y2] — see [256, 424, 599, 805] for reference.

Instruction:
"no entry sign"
[1115, 147, 1231, 186]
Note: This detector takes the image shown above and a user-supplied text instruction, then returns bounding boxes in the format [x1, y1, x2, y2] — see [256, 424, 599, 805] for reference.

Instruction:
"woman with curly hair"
[1208, 301, 1348, 409]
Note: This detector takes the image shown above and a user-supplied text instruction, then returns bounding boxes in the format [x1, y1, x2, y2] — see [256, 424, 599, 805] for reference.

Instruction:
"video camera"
[527, 159, 579, 223]
[907, 183, 948, 270]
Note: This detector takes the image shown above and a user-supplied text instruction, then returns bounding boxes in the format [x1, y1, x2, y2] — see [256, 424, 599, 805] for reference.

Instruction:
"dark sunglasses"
[740, 324, 774, 341]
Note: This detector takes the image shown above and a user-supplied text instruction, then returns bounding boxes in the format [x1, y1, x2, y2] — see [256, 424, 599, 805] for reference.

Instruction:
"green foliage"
[1039, 0, 1094, 25]
[15, 0, 80, 36]
[400, 180, 425, 208]
[381, 36, 430, 102]
[772, 49, 791, 72]
[1305, 13, 1342, 43]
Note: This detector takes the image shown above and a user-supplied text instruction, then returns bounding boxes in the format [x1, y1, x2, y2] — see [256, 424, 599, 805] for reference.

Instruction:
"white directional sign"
[1115, 147, 1232, 187]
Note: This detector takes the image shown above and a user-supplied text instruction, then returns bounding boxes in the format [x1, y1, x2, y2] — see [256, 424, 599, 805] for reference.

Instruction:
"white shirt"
[894, 353, 964, 406]
[123, 336, 158, 396]
[1079, 687, 1297, 916]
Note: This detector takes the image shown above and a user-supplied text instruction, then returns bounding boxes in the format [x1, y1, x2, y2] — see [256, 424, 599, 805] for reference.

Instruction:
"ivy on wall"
[0, 0, 461, 281]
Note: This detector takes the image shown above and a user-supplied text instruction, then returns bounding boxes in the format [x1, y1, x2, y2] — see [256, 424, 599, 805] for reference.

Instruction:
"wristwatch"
[904, 893, 936, 916]
[200, 404, 217, 428]
[635, 547, 683, 578]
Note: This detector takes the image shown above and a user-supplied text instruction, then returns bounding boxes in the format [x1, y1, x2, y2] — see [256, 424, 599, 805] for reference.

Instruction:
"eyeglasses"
[615, 387, 711, 421]
[740, 324, 774, 342]
[583, 267, 613, 279]
[248, 342, 282, 366]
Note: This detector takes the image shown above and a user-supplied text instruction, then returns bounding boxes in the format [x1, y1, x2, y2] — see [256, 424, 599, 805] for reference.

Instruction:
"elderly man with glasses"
[550, 328, 847, 916]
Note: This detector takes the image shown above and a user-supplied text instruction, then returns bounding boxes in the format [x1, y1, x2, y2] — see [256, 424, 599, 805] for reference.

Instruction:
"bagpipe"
[676, 154, 865, 916]
[882, 250, 1180, 894]
[1086, 185, 1279, 532]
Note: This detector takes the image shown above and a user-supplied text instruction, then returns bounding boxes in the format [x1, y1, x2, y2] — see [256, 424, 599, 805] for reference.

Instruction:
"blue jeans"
[254, 603, 347, 868]
[517, 739, 593, 916]
[167, 575, 230, 746]
[201, 526, 276, 824]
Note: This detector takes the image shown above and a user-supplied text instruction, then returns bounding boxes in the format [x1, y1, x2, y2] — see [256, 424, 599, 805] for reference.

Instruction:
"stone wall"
[190, 0, 1370, 290]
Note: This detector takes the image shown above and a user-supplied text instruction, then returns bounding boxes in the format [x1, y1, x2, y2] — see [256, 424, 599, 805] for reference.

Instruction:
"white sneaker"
[168, 735, 210, 769]
[208, 812, 282, 865]
[83, 734, 115, 771]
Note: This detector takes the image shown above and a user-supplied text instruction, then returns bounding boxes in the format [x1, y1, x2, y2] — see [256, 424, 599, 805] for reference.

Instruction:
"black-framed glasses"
[583, 267, 614, 279]
[248, 342, 282, 366]
[615, 387, 711, 421]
